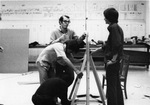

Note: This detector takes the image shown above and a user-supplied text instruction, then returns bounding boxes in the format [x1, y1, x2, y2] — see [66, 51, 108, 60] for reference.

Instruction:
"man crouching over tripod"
[32, 39, 85, 105]
[36, 39, 84, 85]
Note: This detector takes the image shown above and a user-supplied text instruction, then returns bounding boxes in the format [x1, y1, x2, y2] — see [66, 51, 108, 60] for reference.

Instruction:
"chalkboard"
[0, 0, 145, 20]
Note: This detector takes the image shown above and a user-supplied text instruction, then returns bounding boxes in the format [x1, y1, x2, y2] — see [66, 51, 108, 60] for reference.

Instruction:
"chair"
[102, 54, 130, 99]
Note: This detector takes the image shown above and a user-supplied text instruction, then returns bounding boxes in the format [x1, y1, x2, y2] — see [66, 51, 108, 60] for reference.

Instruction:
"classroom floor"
[0, 64, 150, 105]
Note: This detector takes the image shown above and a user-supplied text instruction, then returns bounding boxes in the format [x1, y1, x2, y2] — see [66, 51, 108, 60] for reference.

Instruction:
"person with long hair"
[103, 8, 124, 105]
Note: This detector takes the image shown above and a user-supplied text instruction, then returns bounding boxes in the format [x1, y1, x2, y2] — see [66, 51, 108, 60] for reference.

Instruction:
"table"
[29, 43, 150, 69]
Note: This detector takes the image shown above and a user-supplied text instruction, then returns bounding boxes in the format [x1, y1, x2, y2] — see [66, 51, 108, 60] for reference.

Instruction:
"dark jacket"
[103, 23, 124, 61]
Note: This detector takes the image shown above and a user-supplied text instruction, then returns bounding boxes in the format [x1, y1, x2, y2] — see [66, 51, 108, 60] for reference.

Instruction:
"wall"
[145, 0, 150, 37]
[0, 0, 148, 44]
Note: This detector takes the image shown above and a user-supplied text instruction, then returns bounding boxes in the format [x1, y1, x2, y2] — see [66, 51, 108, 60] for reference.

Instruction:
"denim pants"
[37, 61, 74, 86]
[37, 61, 55, 84]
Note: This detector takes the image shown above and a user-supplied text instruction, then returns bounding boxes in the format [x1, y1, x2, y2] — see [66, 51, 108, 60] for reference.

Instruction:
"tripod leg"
[70, 54, 87, 105]
[69, 77, 78, 99]
[71, 78, 81, 105]
[86, 52, 90, 105]
[90, 55, 106, 105]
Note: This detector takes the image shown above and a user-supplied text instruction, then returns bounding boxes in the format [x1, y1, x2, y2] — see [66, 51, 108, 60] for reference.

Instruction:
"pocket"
[39, 61, 51, 70]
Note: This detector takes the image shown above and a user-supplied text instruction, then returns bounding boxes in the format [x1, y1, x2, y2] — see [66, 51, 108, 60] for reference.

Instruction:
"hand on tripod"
[77, 71, 83, 79]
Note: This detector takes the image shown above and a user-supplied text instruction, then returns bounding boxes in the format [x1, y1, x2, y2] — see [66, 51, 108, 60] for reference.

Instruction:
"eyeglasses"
[63, 20, 70, 23]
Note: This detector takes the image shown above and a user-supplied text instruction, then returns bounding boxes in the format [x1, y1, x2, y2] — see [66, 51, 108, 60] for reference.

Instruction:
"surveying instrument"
[68, 0, 106, 104]
[68, 32, 106, 105]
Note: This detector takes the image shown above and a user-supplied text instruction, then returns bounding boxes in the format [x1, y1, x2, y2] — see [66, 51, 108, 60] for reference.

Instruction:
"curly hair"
[64, 39, 80, 53]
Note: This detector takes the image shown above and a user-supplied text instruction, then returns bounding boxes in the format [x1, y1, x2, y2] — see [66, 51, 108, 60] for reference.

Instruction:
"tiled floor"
[0, 65, 150, 105]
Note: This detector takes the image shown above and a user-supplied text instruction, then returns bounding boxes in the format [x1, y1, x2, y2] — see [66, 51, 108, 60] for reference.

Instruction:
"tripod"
[69, 39, 106, 105]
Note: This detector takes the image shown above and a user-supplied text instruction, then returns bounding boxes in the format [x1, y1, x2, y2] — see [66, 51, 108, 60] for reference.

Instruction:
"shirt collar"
[58, 26, 68, 34]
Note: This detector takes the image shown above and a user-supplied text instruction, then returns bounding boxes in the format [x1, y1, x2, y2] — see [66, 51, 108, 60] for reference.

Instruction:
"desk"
[29, 43, 150, 69]
[72, 44, 150, 69]
[123, 43, 150, 69]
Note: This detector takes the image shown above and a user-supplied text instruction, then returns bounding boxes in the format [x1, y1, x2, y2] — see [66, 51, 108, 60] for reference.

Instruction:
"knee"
[32, 94, 40, 105]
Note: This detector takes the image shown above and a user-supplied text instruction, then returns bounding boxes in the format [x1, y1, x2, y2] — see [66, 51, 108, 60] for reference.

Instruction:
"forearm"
[62, 57, 80, 74]
[50, 32, 61, 44]
[111, 54, 118, 62]
[50, 38, 60, 44]
[57, 57, 83, 78]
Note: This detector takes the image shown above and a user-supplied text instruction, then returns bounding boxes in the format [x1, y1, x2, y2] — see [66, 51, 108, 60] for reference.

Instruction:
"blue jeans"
[37, 61, 74, 86]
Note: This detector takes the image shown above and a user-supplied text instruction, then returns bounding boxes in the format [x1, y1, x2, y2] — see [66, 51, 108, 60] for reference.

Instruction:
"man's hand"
[80, 33, 86, 40]
[106, 60, 116, 66]
[77, 72, 83, 79]
[76, 70, 83, 79]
